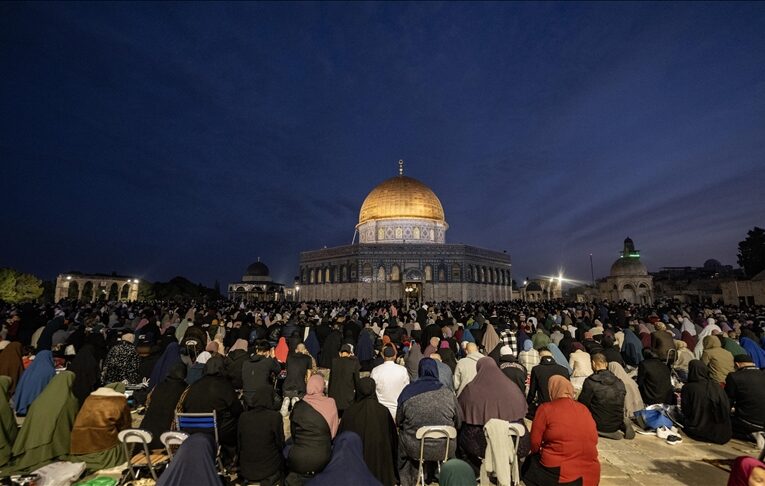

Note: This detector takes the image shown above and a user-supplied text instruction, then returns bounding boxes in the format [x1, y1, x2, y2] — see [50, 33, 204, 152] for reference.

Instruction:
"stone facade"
[599, 238, 654, 304]
[55, 273, 139, 302]
[357, 218, 447, 244]
[298, 243, 511, 302]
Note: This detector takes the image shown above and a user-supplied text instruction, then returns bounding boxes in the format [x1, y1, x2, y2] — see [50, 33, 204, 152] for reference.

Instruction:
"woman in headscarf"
[701, 335, 735, 384]
[621, 328, 644, 367]
[274, 336, 290, 364]
[727, 456, 765, 486]
[238, 384, 285, 486]
[224, 339, 249, 389]
[518, 340, 540, 376]
[547, 343, 572, 375]
[695, 320, 722, 359]
[156, 433, 222, 486]
[307, 431, 383, 486]
[0, 377, 18, 467]
[439, 459, 477, 486]
[531, 329, 551, 351]
[13, 349, 56, 416]
[458, 358, 529, 468]
[397, 358, 460, 486]
[481, 323, 500, 356]
[182, 355, 242, 462]
[0, 342, 24, 394]
[102, 334, 140, 384]
[67, 344, 101, 406]
[680, 360, 732, 444]
[139, 362, 189, 450]
[523, 376, 600, 486]
[148, 341, 181, 391]
[338, 377, 398, 486]
[741, 337, 765, 368]
[607, 362, 644, 418]
[287, 375, 336, 477]
[438, 340, 459, 373]
[304, 328, 321, 363]
[673, 340, 695, 382]
[68, 382, 132, 472]
[185, 350, 211, 386]
[404, 341, 424, 381]
[3, 371, 79, 474]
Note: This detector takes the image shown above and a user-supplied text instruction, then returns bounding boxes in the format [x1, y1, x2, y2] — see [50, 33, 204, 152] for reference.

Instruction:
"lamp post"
[295, 285, 300, 302]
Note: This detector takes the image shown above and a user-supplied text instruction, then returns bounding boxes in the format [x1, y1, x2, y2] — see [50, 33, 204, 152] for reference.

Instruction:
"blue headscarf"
[307, 431, 382, 486]
[148, 342, 181, 391]
[547, 343, 572, 375]
[13, 350, 56, 415]
[741, 338, 765, 368]
[397, 358, 443, 406]
[621, 328, 644, 366]
[156, 433, 220, 486]
[355, 330, 374, 362]
[304, 329, 321, 359]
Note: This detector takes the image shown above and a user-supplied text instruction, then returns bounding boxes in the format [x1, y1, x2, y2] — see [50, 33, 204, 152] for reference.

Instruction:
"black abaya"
[680, 360, 732, 444]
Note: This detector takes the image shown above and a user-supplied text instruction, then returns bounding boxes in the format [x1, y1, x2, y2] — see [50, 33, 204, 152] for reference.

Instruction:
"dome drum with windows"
[356, 160, 449, 244]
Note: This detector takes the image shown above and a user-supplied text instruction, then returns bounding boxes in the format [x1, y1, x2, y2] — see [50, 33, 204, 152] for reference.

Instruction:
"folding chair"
[482, 420, 526, 486]
[117, 429, 168, 484]
[175, 411, 223, 472]
[159, 431, 189, 460]
[414, 425, 457, 486]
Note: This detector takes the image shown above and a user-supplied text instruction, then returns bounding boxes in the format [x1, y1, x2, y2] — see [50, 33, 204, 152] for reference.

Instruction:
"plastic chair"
[117, 429, 168, 483]
[414, 425, 457, 486]
[480, 420, 526, 486]
[175, 411, 223, 471]
[159, 431, 189, 460]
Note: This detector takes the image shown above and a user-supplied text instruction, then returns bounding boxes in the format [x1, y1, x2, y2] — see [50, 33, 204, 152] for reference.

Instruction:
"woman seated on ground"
[396, 358, 460, 486]
[182, 355, 242, 464]
[139, 362, 188, 450]
[2, 371, 79, 475]
[637, 349, 674, 405]
[339, 377, 398, 486]
[727, 456, 765, 486]
[238, 384, 285, 486]
[680, 360, 732, 444]
[458, 357, 529, 471]
[607, 361, 644, 419]
[673, 340, 695, 382]
[69, 383, 132, 472]
[0, 377, 18, 468]
[523, 376, 600, 486]
[287, 375, 338, 481]
[12, 349, 56, 416]
[156, 433, 223, 486]
[306, 431, 382, 486]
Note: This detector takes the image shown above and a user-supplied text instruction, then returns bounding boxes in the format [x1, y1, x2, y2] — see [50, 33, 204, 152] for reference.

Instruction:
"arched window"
[391, 264, 401, 282]
[451, 263, 461, 281]
[438, 265, 446, 282]
[362, 264, 372, 282]
[424, 265, 433, 282]
[413, 227, 420, 239]
[377, 266, 386, 282]
[479, 267, 485, 283]
[466, 266, 473, 282]
[120, 283, 129, 300]
[68, 281, 80, 299]
[341, 265, 348, 282]
[325, 268, 331, 283]
[310, 269, 316, 284]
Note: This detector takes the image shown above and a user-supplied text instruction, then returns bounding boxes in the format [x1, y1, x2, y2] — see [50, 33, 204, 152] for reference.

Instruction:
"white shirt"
[370, 360, 410, 418]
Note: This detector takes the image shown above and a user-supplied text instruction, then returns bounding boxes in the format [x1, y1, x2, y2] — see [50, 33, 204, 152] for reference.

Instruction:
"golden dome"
[358, 175, 446, 225]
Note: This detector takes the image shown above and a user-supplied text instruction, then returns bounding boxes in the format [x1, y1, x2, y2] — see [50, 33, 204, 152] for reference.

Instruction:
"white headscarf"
[196, 351, 212, 364]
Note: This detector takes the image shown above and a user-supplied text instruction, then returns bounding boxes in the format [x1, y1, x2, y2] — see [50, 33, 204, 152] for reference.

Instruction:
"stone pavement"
[598, 433, 757, 486]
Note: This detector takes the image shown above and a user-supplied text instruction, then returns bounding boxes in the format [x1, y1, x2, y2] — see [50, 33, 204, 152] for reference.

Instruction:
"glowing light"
[66, 276, 71, 280]
[295, 286, 300, 291]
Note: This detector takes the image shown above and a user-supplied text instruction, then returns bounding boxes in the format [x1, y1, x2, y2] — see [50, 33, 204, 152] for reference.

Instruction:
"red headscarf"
[728, 456, 765, 486]
[274, 337, 289, 364]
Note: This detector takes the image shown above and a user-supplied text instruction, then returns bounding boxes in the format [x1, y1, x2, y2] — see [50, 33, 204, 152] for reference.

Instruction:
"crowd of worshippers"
[0, 299, 763, 486]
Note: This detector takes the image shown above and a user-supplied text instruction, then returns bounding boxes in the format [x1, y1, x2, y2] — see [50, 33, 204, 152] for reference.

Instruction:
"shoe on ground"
[656, 426, 682, 445]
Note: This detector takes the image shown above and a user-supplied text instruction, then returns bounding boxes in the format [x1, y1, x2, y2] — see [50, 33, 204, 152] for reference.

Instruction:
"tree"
[0, 268, 43, 303]
[738, 226, 765, 277]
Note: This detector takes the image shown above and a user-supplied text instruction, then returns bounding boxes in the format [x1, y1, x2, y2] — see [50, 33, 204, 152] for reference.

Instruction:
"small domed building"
[598, 237, 654, 304]
[298, 161, 512, 303]
[228, 259, 285, 302]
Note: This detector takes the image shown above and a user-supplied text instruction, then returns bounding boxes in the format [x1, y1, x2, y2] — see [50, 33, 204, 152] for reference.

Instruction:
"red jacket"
[530, 397, 600, 486]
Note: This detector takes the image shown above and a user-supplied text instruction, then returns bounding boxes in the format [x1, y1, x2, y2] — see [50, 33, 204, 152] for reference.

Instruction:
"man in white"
[370, 345, 410, 418]
[454, 342, 484, 395]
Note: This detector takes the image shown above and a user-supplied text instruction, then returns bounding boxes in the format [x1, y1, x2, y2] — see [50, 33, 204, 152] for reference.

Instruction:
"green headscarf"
[440, 459, 477, 486]
[3, 371, 79, 474]
[0, 376, 18, 467]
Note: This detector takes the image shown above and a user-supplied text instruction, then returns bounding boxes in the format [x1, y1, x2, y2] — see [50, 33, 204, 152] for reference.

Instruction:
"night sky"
[2, 2, 764, 288]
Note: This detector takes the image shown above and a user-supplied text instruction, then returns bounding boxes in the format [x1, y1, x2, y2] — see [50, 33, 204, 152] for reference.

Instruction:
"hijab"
[458, 357, 527, 424]
[547, 343, 572, 374]
[13, 350, 56, 416]
[0, 376, 18, 467]
[0, 342, 24, 394]
[607, 361, 644, 417]
[481, 323, 500, 355]
[274, 337, 289, 364]
[355, 330, 374, 362]
[68, 344, 100, 406]
[7, 371, 79, 474]
[727, 456, 765, 486]
[547, 375, 575, 400]
[440, 459, 477, 486]
[301, 375, 339, 438]
[156, 433, 222, 486]
[404, 342, 424, 381]
[228, 339, 249, 353]
[687, 360, 728, 422]
[148, 342, 181, 391]
[740, 338, 765, 368]
[307, 431, 382, 486]
[304, 329, 321, 359]
[621, 328, 644, 365]
[196, 351, 212, 364]
[397, 358, 443, 407]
